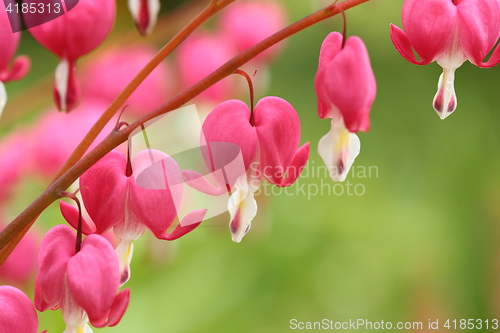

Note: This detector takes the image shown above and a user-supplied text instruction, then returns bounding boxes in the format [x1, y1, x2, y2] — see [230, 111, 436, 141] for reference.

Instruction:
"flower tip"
[128, 0, 161, 36]
[54, 59, 80, 112]
[432, 70, 457, 120]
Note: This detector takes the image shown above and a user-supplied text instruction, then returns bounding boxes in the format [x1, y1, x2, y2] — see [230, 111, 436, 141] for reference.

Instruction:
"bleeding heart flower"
[390, 0, 500, 119]
[128, 0, 161, 35]
[314, 32, 375, 182]
[0, 285, 42, 333]
[28, 0, 116, 112]
[0, 2, 30, 120]
[60, 149, 207, 284]
[35, 225, 129, 332]
[189, 97, 309, 242]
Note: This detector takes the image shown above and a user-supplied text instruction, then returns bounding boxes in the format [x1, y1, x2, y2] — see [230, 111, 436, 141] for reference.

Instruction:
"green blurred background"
[4, 0, 500, 331]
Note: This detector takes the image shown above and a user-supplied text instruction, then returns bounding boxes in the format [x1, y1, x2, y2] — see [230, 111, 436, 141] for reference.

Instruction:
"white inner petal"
[0, 81, 6, 121]
[127, 0, 140, 21]
[55, 58, 70, 111]
[147, 0, 161, 34]
[433, 28, 466, 120]
[115, 240, 134, 286]
[318, 118, 361, 182]
[228, 175, 259, 243]
[432, 69, 457, 120]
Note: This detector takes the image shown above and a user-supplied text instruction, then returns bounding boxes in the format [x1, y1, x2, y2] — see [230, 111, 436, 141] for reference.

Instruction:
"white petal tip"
[0, 81, 6, 121]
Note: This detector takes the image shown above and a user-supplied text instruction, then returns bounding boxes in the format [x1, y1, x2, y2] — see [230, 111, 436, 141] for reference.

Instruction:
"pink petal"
[457, 0, 500, 66]
[182, 169, 228, 196]
[389, 24, 427, 65]
[315, 32, 343, 119]
[0, 2, 20, 76]
[59, 201, 96, 235]
[106, 289, 130, 327]
[35, 225, 76, 311]
[0, 55, 30, 82]
[278, 143, 310, 187]
[157, 209, 207, 241]
[254, 96, 301, 185]
[28, 0, 116, 60]
[0, 285, 38, 333]
[317, 32, 343, 71]
[131, 151, 184, 238]
[202, 99, 258, 171]
[67, 234, 120, 328]
[400, 0, 456, 64]
[323, 36, 376, 133]
[80, 150, 128, 235]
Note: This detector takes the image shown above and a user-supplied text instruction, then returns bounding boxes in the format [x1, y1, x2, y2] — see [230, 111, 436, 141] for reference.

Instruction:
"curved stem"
[0, 0, 371, 262]
[234, 69, 255, 125]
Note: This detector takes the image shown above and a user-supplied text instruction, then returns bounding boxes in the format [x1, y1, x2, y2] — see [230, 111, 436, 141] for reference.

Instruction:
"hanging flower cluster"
[1, 0, 464, 331]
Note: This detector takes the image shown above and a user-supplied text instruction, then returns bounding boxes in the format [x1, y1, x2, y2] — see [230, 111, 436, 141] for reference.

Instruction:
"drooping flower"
[0, 285, 42, 333]
[314, 32, 376, 182]
[0, 2, 30, 120]
[390, 0, 500, 119]
[186, 97, 310, 242]
[60, 149, 207, 285]
[128, 0, 161, 35]
[81, 45, 172, 116]
[35, 225, 129, 332]
[28, 0, 116, 112]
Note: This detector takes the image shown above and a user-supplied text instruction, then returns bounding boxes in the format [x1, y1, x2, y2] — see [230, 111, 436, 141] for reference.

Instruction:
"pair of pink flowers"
[60, 149, 206, 284]
[0, 225, 129, 333]
[194, 96, 310, 242]
[391, 0, 500, 119]
[36, 225, 129, 332]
